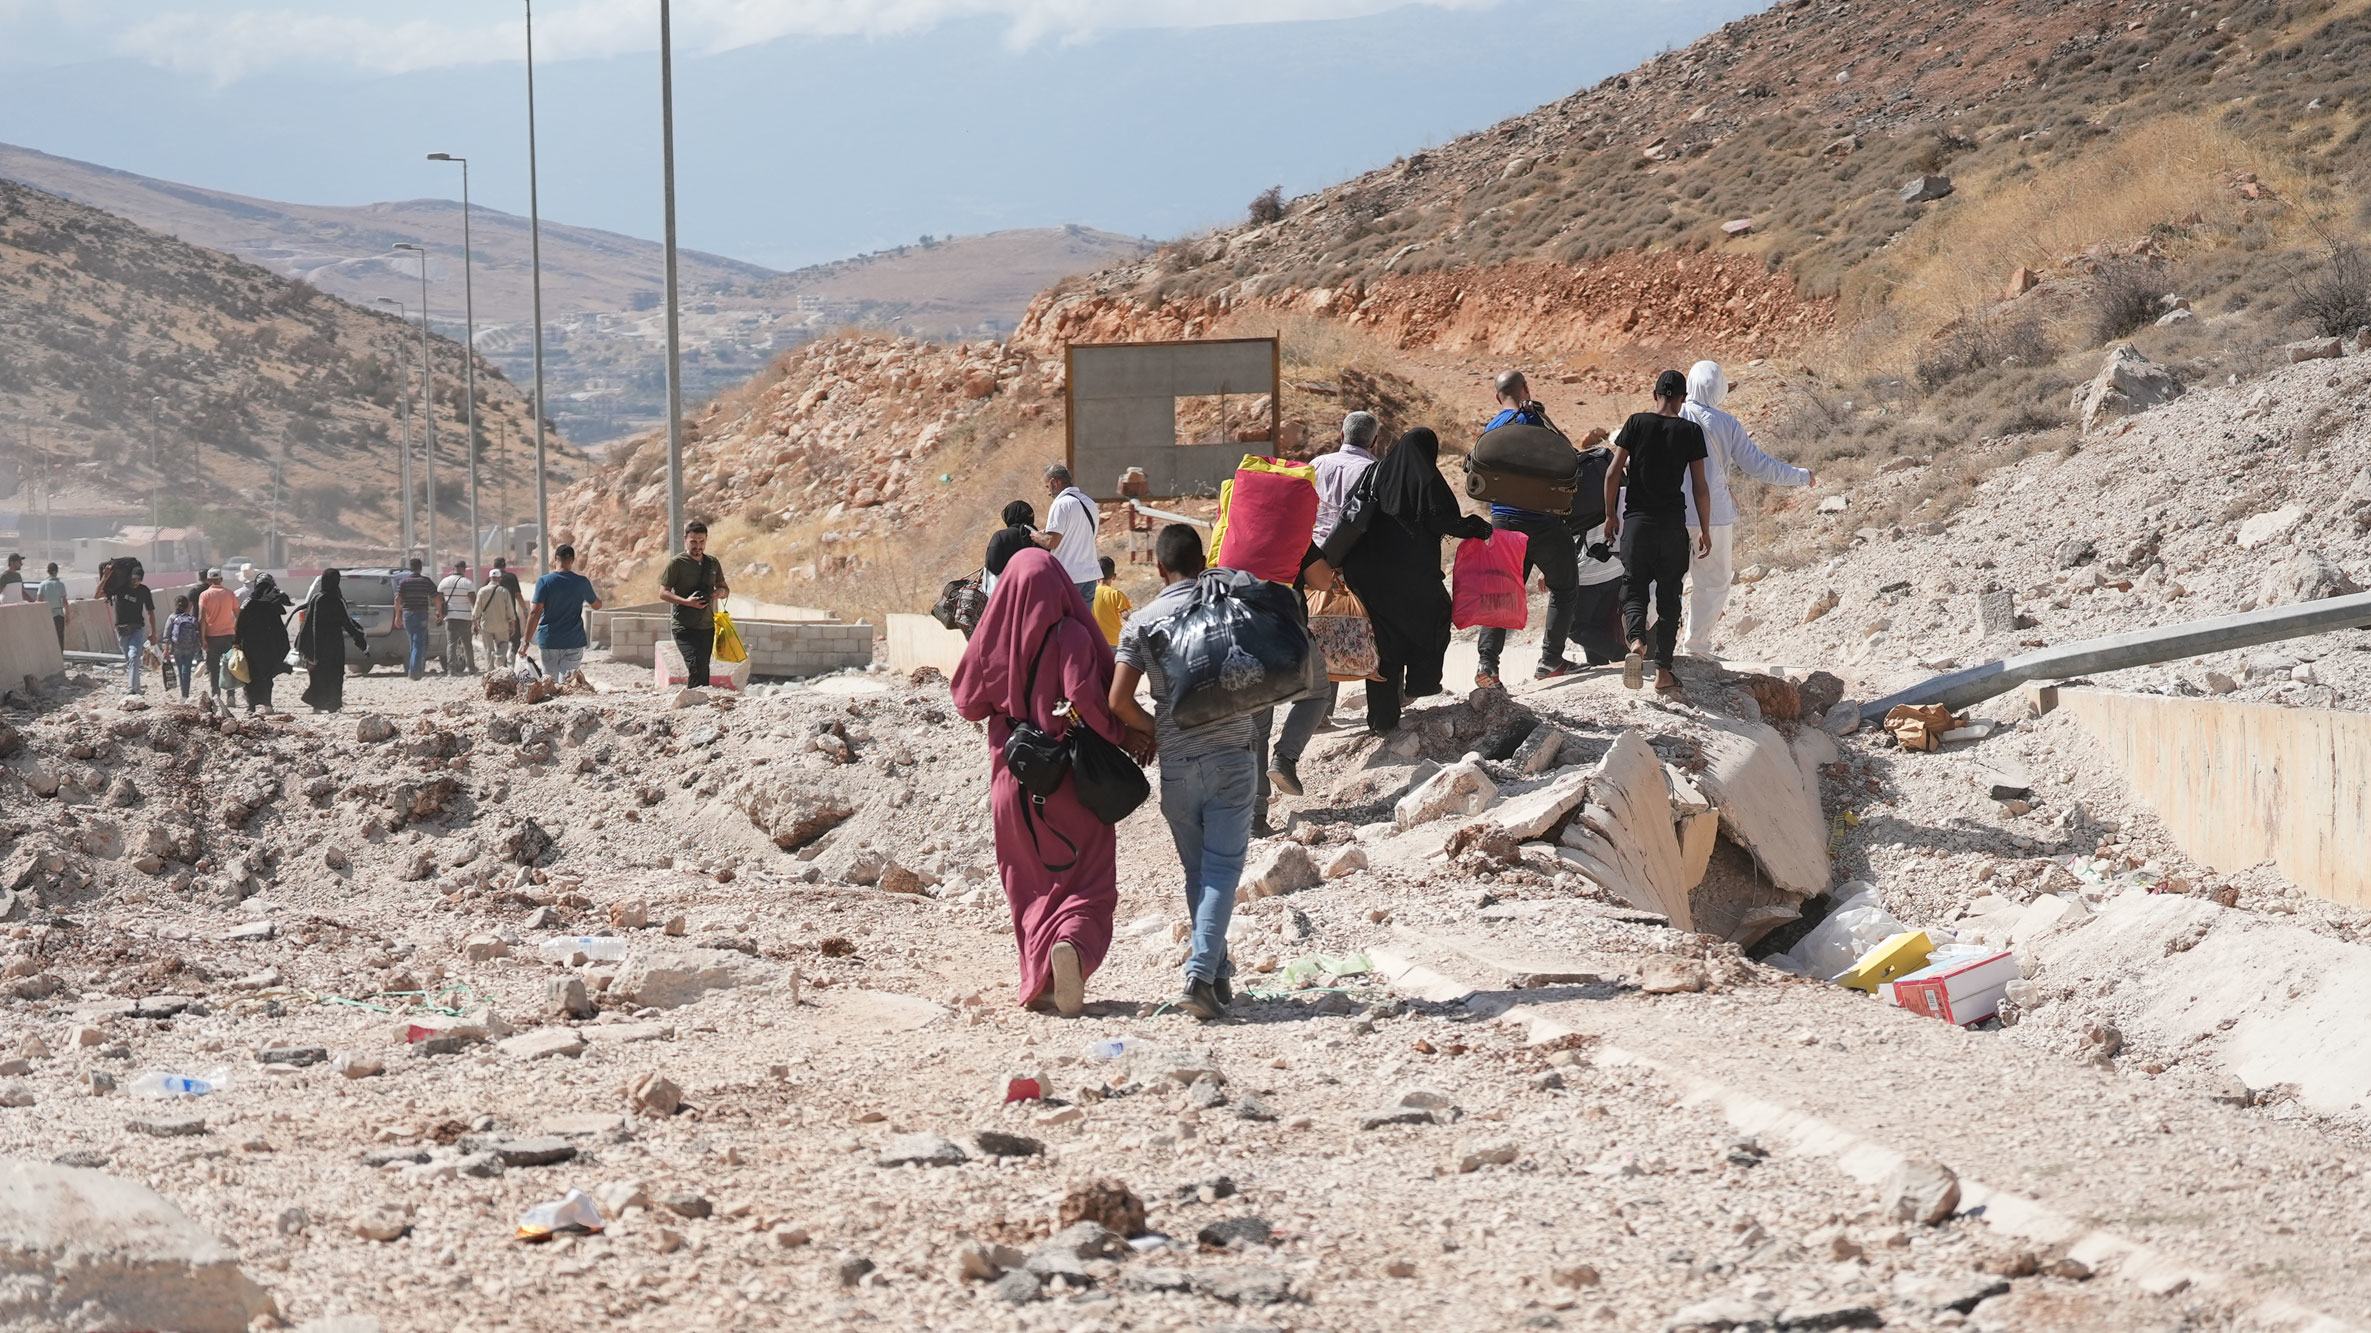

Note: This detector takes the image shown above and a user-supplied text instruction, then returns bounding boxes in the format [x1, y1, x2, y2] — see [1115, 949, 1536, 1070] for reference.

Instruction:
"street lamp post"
[375, 297, 418, 560]
[658, 0, 686, 547]
[393, 242, 437, 573]
[523, 0, 551, 575]
[427, 153, 481, 576]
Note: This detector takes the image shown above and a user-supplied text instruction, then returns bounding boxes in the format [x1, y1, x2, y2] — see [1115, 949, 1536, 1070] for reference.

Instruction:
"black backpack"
[1569, 446, 1614, 534]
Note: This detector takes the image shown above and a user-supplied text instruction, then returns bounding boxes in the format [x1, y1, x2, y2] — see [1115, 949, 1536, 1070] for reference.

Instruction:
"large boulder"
[2071, 344, 2182, 432]
[0, 1160, 277, 1331]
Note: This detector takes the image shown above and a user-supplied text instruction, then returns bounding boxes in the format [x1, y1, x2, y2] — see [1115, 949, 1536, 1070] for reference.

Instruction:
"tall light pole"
[427, 152, 480, 575]
[523, 0, 551, 575]
[375, 297, 418, 560]
[393, 242, 437, 573]
[658, 0, 686, 547]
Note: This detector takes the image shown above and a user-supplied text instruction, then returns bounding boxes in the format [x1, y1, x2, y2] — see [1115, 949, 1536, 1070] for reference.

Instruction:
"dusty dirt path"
[1, 661, 2363, 1330]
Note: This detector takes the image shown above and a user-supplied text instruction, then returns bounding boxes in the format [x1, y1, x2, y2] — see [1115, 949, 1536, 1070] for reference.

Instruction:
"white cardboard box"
[1890, 948, 2017, 1026]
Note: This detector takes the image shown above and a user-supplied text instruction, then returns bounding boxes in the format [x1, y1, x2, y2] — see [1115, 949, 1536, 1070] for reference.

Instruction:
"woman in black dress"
[298, 568, 370, 713]
[235, 575, 294, 715]
[1321, 427, 1491, 734]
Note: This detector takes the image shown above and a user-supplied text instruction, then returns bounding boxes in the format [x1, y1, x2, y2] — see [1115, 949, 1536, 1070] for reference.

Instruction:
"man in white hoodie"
[1679, 361, 1816, 658]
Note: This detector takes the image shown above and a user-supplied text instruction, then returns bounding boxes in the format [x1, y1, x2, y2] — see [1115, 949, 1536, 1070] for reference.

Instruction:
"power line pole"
[429, 152, 481, 575]
[659, 0, 686, 548]
[524, 0, 551, 576]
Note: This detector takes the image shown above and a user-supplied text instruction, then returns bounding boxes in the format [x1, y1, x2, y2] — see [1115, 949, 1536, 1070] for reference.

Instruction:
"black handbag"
[1066, 712, 1149, 824]
[1000, 632, 1070, 799]
[1320, 469, 1379, 568]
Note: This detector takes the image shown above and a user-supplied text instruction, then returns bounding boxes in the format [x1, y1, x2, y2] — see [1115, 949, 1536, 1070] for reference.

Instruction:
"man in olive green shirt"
[657, 519, 729, 688]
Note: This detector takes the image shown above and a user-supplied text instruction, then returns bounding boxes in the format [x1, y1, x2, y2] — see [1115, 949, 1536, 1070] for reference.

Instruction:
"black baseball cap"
[1653, 369, 1688, 399]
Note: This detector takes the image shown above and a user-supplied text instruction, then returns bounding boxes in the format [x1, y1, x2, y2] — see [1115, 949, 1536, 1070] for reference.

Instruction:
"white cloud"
[89, 0, 1500, 84]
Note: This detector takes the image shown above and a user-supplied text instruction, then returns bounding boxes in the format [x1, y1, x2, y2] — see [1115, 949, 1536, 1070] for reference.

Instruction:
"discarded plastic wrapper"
[1769, 883, 1902, 979]
[1003, 1075, 1045, 1104]
[128, 1069, 231, 1098]
[517, 1189, 606, 1241]
[535, 936, 631, 964]
[1891, 948, 2019, 1026]
[1834, 930, 1933, 993]
[1087, 1037, 1139, 1061]
[1278, 952, 1372, 988]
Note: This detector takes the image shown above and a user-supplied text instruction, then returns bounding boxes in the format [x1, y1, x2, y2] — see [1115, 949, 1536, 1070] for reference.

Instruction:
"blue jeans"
[1159, 747, 1257, 985]
[172, 652, 195, 699]
[403, 610, 430, 679]
[1274, 684, 1334, 767]
[119, 627, 146, 693]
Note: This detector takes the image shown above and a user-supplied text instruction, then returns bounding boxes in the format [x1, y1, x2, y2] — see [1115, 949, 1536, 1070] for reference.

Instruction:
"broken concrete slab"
[0, 1159, 277, 1330]
[1691, 717, 1831, 900]
[1394, 757, 1498, 830]
[1555, 732, 1697, 929]
[1475, 768, 1589, 842]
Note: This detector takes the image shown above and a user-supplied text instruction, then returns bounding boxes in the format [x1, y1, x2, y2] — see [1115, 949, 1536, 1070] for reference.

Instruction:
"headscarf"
[984, 525, 1034, 578]
[1000, 500, 1037, 529]
[951, 548, 1109, 739]
[305, 567, 348, 632]
[1371, 426, 1444, 523]
[1687, 360, 1728, 411]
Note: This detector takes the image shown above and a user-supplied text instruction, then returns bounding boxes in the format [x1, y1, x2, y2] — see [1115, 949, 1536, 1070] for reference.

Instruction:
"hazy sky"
[0, 0, 1761, 268]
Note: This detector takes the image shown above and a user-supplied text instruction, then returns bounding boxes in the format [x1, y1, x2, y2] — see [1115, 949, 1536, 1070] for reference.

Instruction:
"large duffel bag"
[1464, 420, 1578, 513]
[1145, 568, 1320, 729]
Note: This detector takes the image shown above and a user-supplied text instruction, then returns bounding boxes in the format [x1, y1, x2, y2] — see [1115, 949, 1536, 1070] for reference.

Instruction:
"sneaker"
[1474, 671, 1502, 691]
[1622, 647, 1645, 691]
[1049, 941, 1085, 1018]
[1534, 658, 1578, 681]
[1268, 758, 1304, 798]
[1178, 978, 1227, 1022]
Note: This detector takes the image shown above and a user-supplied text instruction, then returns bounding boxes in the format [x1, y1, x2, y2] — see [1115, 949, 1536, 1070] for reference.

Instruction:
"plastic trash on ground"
[655, 638, 749, 692]
[1087, 1038, 1139, 1061]
[127, 1069, 230, 1098]
[1768, 883, 1905, 979]
[1835, 930, 1934, 993]
[1002, 1075, 1044, 1104]
[535, 936, 630, 964]
[516, 1189, 605, 1242]
[1891, 948, 2019, 1026]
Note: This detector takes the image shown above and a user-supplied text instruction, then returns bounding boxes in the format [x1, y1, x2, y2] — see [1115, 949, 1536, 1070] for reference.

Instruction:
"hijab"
[951, 548, 1109, 736]
[1371, 427, 1445, 522]
[1687, 360, 1728, 410]
[306, 567, 347, 623]
[984, 525, 1035, 578]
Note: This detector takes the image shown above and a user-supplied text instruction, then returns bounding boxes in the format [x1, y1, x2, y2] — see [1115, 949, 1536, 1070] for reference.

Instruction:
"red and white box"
[1890, 949, 2018, 1026]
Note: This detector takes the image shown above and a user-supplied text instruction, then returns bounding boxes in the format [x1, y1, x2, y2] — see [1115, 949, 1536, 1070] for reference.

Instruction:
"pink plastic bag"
[1451, 530, 1529, 630]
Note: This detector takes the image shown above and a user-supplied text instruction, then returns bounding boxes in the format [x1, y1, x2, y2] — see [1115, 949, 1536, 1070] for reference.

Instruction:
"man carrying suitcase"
[1472, 370, 1582, 688]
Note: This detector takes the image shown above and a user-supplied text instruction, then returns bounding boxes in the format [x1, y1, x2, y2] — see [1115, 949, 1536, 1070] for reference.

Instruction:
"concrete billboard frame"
[1065, 336, 1281, 502]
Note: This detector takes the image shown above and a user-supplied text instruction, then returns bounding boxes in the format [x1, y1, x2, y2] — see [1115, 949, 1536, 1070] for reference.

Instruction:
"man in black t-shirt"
[111, 566, 160, 695]
[1602, 370, 1713, 692]
[658, 519, 730, 689]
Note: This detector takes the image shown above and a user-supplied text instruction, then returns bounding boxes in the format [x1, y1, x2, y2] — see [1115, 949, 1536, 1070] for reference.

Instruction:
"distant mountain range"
[0, 142, 1153, 444]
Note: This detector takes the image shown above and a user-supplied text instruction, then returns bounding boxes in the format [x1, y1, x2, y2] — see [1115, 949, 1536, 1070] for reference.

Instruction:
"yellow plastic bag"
[225, 645, 250, 684]
[712, 607, 748, 665]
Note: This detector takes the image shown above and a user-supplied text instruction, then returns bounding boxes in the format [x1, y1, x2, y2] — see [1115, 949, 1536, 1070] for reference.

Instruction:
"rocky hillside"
[0, 179, 560, 561]
[0, 141, 1151, 447]
[562, 0, 2371, 620]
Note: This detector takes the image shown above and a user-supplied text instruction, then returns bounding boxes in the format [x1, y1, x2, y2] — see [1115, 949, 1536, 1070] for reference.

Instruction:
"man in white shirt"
[1679, 360, 1815, 658]
[1042, 462, 1102, 605]
[1311, 411, 1381, 543]
[437, 559, 479, 675]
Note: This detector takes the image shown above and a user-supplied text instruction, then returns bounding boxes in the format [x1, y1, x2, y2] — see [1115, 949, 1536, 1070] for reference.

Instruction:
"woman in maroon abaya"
[951, 548, 1122, 1015]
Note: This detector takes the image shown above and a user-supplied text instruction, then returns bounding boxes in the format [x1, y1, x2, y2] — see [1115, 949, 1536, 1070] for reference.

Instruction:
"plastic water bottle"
[535, 936, 629, 963]
[1087, 1038, 1137, 1061]
[128, 1070, 223, 1098]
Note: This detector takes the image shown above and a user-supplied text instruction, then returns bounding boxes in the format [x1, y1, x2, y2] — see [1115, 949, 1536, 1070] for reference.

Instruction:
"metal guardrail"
[1860, 591, 2371, 721]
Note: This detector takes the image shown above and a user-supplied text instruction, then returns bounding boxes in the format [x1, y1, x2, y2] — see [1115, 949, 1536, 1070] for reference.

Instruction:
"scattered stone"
[462, 935, 510, 962]
[128, 1115, 206, 1139]
[876, 1133, 967, 1168]
[1637, 959, 1711, 995]
[1394, 757, 1499, 829]
[656, 1191, 712, 1219]
[498, 1029, 587, 1062]
[332, 1053, 383, 1080]
[990, 1269, 1042, 1304]
[611, 946, 766, 1009]
[1884, 1158, 1962, 1225]
[1122, 1266, 1193, 1294]
[1059, 1178, 1146, 1235]
[1803, 589, 1839, 623]
[835, 1254, 876, 1288]
[1194, 1266, 1293, 1306]
[2072, 343, 2183, 432]
[1358, 1106, 1436, 1131]
[1238, 843, 1319, 901]
[1667, 1295, 1776, 1330]
[1552, 1263, 1601, 1289]
[493, 1137, 577, 1168]
[0, 1162, 277, 1329]
[625, 1072, 683, 1117]
[971, 1130, 1043, 1158]
[1774, 1298, 1884, 1329]
[548, 976, 596, 1020]
[0, 1083, 31, 1107]
[352, 1205, 412, 1243]
[1891, 1272, 2011, 1315]
[255, 1046, 327, 1068]
[1233, 1093, 1278, 1123]
[1899, 173, 1953, 203]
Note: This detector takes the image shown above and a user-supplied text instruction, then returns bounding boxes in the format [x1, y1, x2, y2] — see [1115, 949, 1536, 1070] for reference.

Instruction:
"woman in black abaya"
[298, 568, 370, 713]
[1322, 427, 1490, 734]
[235, 575, 294, 716]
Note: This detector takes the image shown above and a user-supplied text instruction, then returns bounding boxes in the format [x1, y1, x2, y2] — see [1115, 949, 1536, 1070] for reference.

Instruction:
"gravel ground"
[9, 658, 2352, 1329]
